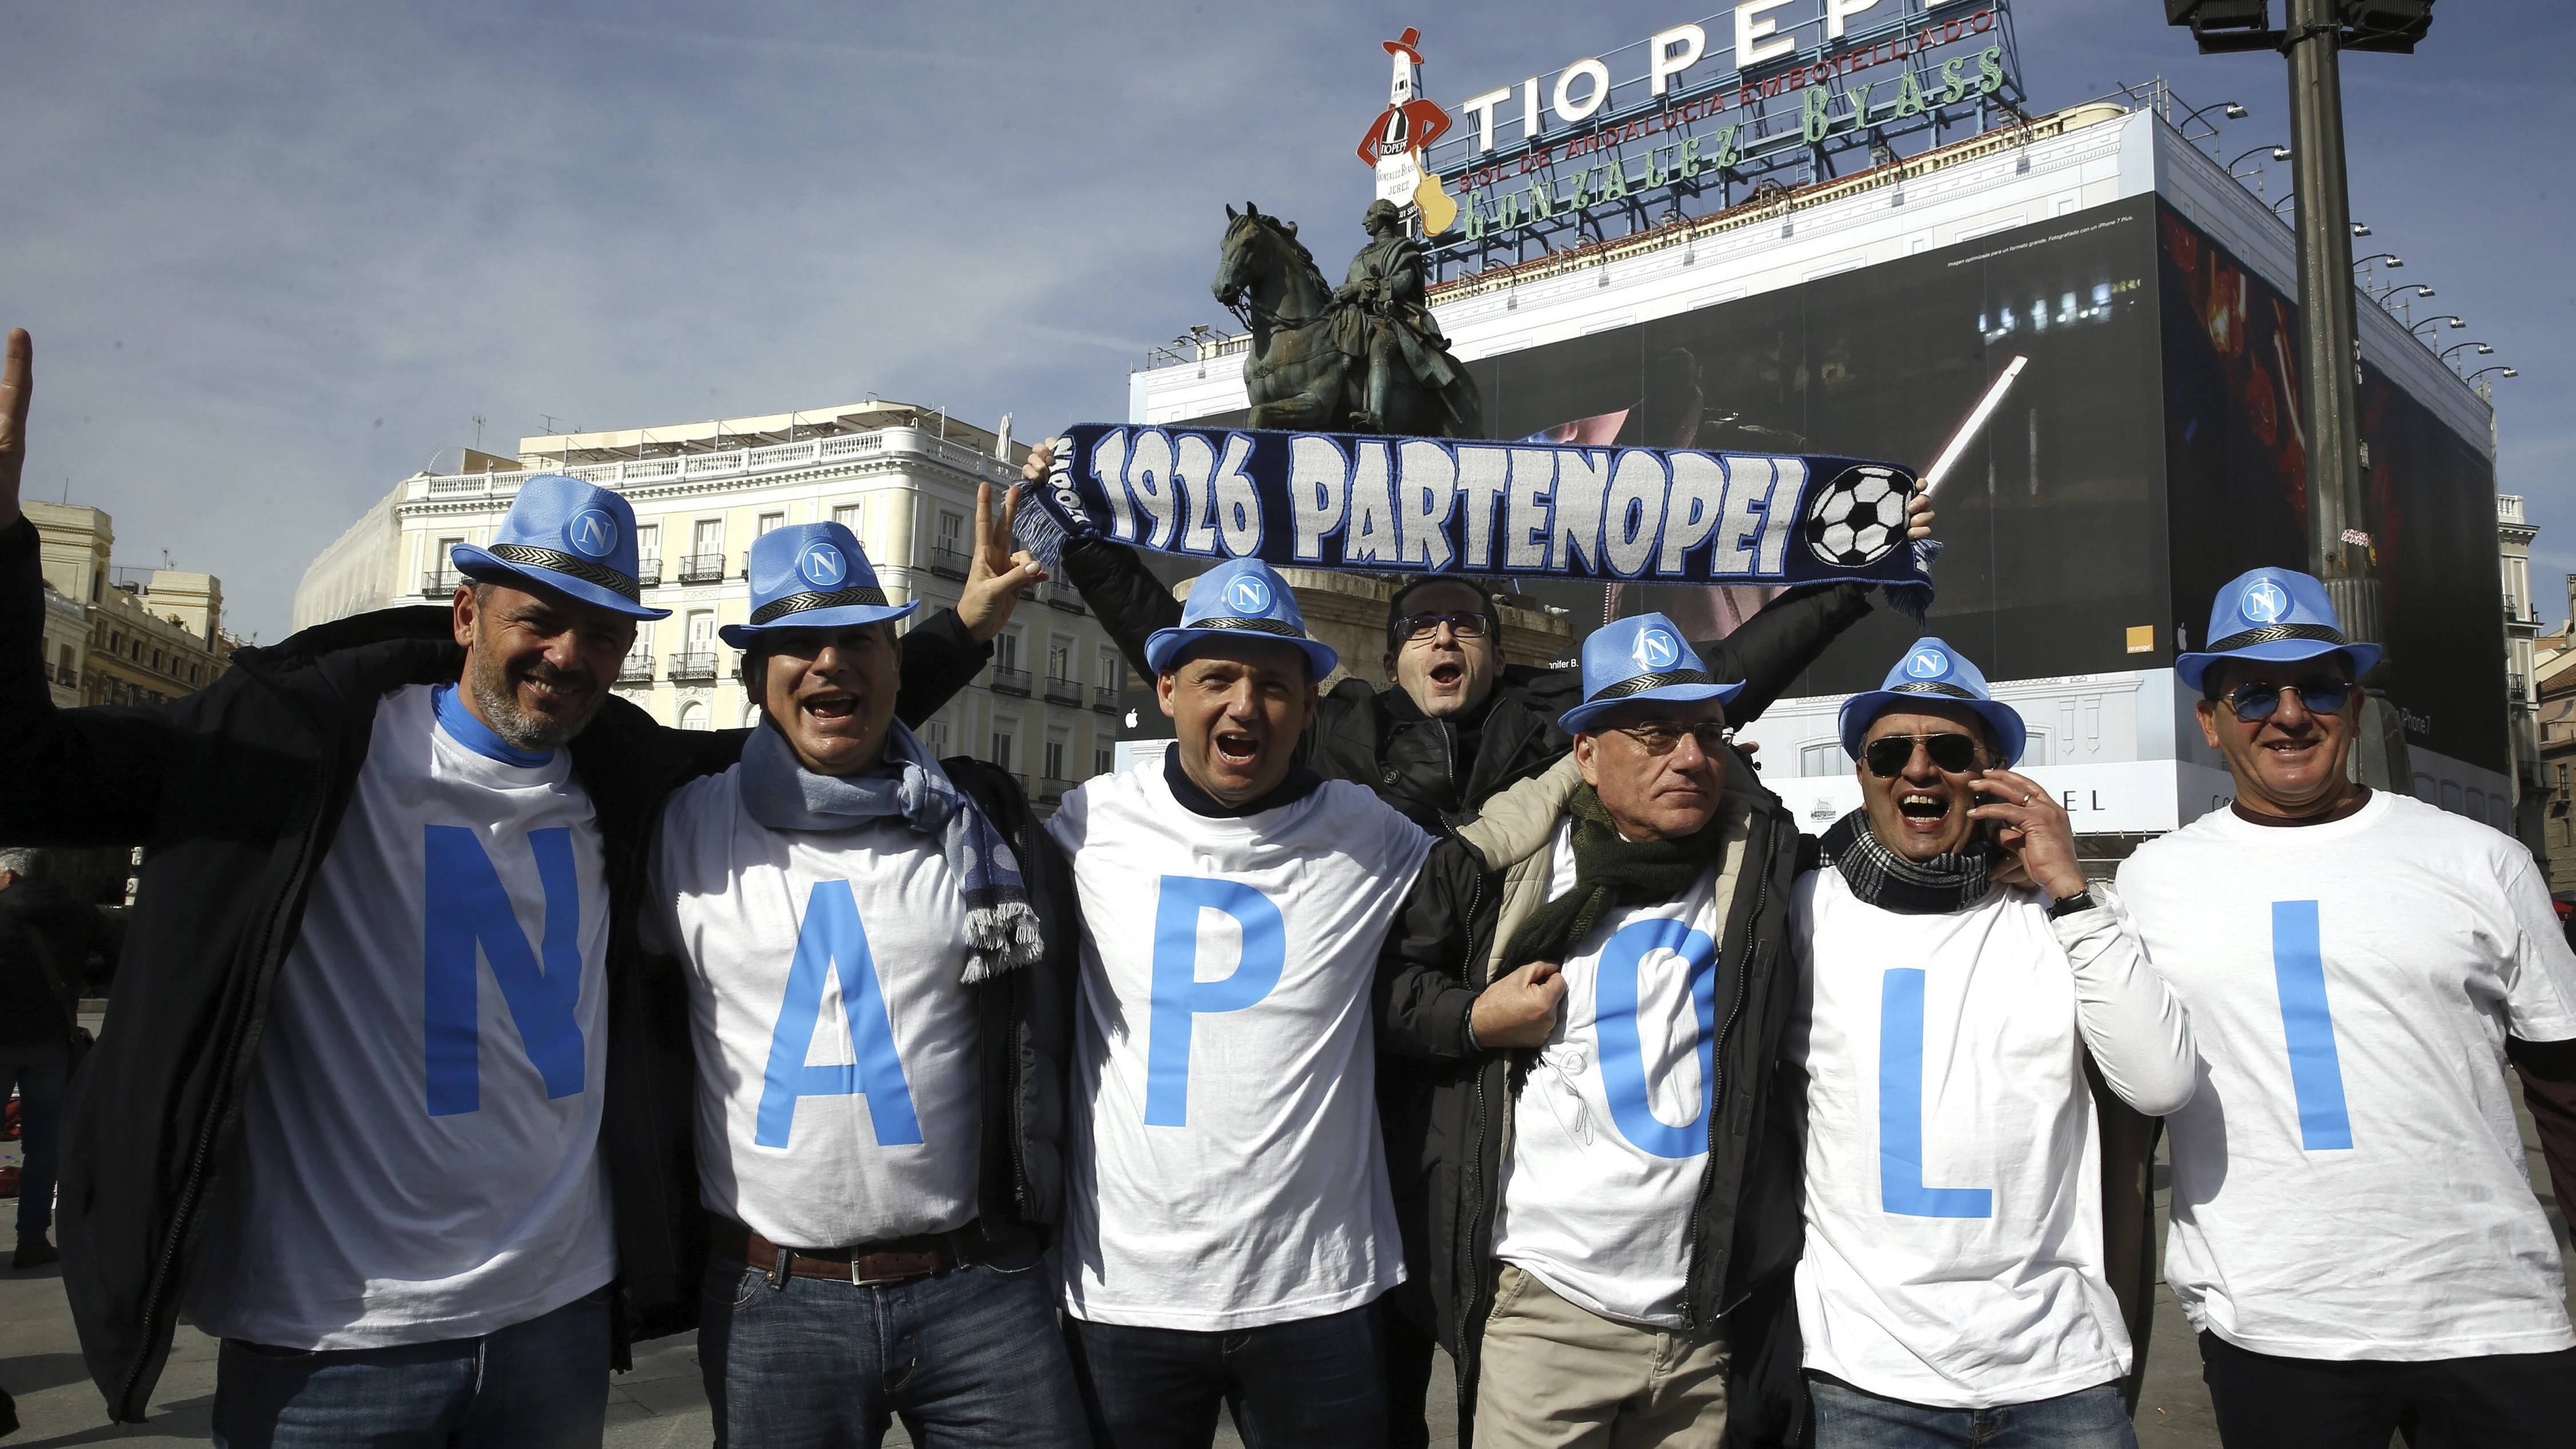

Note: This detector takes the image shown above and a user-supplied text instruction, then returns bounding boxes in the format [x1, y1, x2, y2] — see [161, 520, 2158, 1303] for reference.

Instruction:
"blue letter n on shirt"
[754, 879, 923, 1150]
[422, 826, 588, 1116]
[1879, 967, 1992, 1218]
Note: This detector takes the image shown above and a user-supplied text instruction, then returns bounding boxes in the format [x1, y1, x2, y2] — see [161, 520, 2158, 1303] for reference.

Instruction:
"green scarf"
[1503, 785, 1736, 970]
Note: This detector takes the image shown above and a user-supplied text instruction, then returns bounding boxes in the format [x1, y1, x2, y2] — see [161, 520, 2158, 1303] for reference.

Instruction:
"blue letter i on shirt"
[2271, 900, 2354, 1151]
[1878, 967, 1992, 1218]
[754, 879, 924, 1150]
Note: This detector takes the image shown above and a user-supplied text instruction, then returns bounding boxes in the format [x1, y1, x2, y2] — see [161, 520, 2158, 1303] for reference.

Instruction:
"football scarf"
[738, 719, 1042, 984]
[1017, 424, 1935, 618]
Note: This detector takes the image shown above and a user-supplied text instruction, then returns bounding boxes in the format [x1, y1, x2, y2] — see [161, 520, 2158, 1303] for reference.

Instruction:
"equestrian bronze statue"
[1212, 199, 1483, 439]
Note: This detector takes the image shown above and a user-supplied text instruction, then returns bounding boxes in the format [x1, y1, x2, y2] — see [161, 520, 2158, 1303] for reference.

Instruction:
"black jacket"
[0, 517, 1052, 1420]
[1374, 756, 1813, 1447]
[1061, 536, 1876, 830]
[0, 877, 120, 1046]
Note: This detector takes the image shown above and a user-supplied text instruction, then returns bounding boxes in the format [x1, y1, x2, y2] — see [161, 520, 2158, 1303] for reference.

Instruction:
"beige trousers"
[1472, 1263, 1731, 1449]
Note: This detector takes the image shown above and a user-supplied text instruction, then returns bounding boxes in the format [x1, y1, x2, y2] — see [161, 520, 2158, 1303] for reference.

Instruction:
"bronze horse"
[1212, 202, 1476, 437]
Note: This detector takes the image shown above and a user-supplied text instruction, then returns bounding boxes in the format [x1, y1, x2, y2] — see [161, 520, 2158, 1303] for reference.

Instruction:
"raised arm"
[0, 331, 188, 845]
[1021, 441, 1177, 686]
[896, 479, 1044, 724]
[1695, 490, 1934, 724]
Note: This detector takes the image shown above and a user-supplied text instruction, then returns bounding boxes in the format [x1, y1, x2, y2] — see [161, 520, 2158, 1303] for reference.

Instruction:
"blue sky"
[3, 1, 2565, 641]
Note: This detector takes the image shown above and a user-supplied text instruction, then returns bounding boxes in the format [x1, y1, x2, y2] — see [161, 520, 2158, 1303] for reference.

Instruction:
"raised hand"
[1966, 766, 2087, 899]
[955, 479, 1050, 645]
[0, 329, 29, 531]
[1906, 487, 1935, 542]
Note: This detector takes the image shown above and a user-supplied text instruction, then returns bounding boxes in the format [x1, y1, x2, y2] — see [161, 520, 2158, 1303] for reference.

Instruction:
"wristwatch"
[2046, 889, 2096, 919]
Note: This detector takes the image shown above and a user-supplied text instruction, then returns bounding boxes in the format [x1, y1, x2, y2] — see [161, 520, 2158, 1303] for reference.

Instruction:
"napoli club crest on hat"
[448, 476, 668, 619]
[2175, 567, 2381, 692]
[1143, 558, 1338, 681]
[1558, 613, 1742, 735]
[717, 523, 917, 648]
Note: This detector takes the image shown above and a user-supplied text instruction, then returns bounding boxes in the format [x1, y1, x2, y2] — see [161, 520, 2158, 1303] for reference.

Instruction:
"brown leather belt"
[709, 1213, 1008, 1288]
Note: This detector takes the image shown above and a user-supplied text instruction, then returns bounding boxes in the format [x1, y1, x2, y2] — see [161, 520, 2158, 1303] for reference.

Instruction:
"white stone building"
[294, 402, 1131, 805]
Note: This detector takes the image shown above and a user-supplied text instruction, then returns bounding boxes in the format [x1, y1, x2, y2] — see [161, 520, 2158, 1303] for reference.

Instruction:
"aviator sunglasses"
[1863, 732, 1982, 777]
[2219, 677, 2356, 722]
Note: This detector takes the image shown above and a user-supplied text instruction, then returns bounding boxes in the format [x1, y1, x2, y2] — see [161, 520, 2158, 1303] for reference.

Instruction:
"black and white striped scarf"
[1819, 809, 1996, 915]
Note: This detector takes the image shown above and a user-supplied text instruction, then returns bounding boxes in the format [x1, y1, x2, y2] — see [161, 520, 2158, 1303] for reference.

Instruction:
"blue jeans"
[700, 1247, 1084, 1447]
[211, 1282, 610, 1448]
[1808, 1375, 2137, 1449]
[1065, 1304, 1388, 1449]
[1, 1041, 66, 1245]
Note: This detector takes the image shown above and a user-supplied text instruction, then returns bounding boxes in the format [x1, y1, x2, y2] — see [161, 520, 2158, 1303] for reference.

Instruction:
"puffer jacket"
[1374, 752, 1814, 1447]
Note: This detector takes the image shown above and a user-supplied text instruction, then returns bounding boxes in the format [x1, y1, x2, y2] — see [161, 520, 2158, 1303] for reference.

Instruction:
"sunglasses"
[1863, 732, 1982, 778]
[2220, 678, 2355, 721]
[1392, 611, 1492, 642]
[1611, 720, 1730, 756]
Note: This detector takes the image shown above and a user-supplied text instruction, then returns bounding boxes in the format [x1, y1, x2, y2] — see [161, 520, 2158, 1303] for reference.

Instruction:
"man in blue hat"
[1374, 614, 1801, 1447]
[1045, 557, 1437, 1448]
[2117, 567, 2576, 1448]
[644, 521, 1085, 1446]
[0, 327, 1047, 1442]
[1785, 637, 2195, 1447]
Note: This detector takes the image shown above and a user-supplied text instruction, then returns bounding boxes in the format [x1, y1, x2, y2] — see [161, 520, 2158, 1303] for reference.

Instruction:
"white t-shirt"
[645, 766, 982, 1250]
[1787, 868, 2196, 1408]
[190, 684, 615, 1349]
[1047, 767, 1432, 1330]
[2119, 790, 2576, 1361]
[1491, 819, 1735, 1329]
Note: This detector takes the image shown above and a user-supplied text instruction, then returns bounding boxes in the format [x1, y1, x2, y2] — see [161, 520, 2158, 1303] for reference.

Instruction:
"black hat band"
[1591, 668, 1717, 704]
[1190, 615, 1303, 639]
[1890, 680, 1976, 699]
[2204, 622, 2349, 654]
[750, 586, 893, 626]
[485, 544, 642, 603]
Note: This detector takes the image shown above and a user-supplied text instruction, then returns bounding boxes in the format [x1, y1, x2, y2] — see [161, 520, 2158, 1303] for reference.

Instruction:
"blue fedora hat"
[449, 475, 669, 619]
[1558, 614, 1744, 735]
[1837, 637, 2027, 767]
[717, 522, 918, 648]
[2176, 566, 2382, 693]
[1143, 559, 1338, 681]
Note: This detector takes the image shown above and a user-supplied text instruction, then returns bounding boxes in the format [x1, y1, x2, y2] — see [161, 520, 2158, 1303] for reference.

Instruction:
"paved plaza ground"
[3, 1019, 2565, 1447]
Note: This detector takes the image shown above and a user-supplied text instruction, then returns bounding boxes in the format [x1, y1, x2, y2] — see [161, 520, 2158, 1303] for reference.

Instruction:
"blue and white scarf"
[1018, 423, 1935, 620]
[740, 718, 1042, 984]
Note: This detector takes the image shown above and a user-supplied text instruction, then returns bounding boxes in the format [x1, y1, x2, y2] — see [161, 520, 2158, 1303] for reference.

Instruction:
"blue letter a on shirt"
[1146, 876, 1286, 1127]
[754, 879, 924, 1150]
[423, 826, 588, 1116]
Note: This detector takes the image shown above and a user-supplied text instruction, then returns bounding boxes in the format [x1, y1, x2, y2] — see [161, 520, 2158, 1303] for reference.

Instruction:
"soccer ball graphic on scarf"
[1803, 465, 1911, 567]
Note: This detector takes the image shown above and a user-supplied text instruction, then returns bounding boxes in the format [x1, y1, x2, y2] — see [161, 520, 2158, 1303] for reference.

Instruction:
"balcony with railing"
[633, 555, 662, 588]
[1093, 686, 1122, 714]
[929, 543, 971, 580]
[677, 553, 727, 586]
[990, 665, 1031, 697]
[410, 426, 1022, 501]
[670, 650, 718, 684]
[420, 568, 462, 598]
[1038, 776, 1076, 802]
[1044, 674, 1082, 706]
[616, 656, 655, 686]
[1044, 580, 1085, 614]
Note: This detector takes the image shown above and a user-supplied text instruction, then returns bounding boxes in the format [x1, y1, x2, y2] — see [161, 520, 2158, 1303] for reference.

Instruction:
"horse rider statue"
[1333, 199, 1481, 437]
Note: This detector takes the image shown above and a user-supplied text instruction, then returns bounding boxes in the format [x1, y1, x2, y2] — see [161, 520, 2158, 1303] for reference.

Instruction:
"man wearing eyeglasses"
[2117, 568, 2576, 1449]
[1785, 638, 2195, 1447]
[1373, 615, 1804, 1447]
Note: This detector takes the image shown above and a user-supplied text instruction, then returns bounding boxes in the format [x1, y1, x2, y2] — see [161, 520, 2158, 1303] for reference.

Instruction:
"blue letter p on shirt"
[1146, 876, 1286, 1127]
